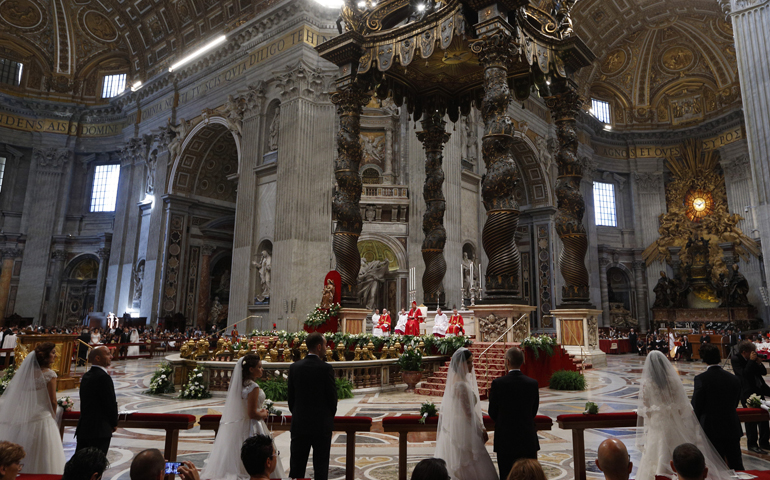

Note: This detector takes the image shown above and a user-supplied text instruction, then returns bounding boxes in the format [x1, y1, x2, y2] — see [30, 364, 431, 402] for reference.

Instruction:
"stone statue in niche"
[216, 269, 231, 299]
[146, 149, 157, 195]
[361, 134, 385, 165]
[358, 258, 389, 310]
[209, 296, 224, 325]
[722, 263, 751, 307]
[132, 262, 144, 307]
[462, 114, 478, 162]
[587, 316, 599, 347]
[609, 303, 638, 327]
[537, 136, 554, 183]
[167, 117, 190, 162]
[268, 107, 280, 152]
[255, 250, 272, 301]
[652, 271, 676, 308]
[461, 252, 473, 296]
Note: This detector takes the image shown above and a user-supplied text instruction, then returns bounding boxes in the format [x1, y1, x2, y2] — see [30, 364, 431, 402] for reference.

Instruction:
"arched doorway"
[60, 256, 99, 324]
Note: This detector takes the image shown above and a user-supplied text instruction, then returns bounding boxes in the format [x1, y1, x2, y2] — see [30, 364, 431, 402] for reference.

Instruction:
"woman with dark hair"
[0, 342, 65, 473]
[411, 458, 450, 480]
[201, 354, 284, 479]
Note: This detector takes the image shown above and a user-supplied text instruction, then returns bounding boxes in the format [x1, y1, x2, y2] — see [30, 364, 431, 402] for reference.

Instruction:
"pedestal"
[552, 308, 606, 368]
[470, 304, 537, 343]
[340, 308, 370, 334]
[13, 334, 77, 390]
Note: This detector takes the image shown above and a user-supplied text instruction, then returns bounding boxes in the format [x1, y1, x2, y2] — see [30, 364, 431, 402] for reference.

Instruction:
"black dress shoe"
[759, 443, 770, 450]
[748, 446, 767, 454]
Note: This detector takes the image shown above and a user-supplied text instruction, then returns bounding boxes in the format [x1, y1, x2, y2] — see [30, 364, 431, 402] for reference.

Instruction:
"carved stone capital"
[276, 62, 335, 102]
[632, 260, 646, 272]
[201, 244, 216, 256]
[634, 172, 663, 191]
[599, 256, 611, 268]
[119, 136, 150, 166]
[97, 248, 111, 260]
[33, 147, 70, 170]
[722, 154, 751, 180]
[51, 250, 67, 261]
[2, 249, 20, 260]
[473, 31, 518, 68]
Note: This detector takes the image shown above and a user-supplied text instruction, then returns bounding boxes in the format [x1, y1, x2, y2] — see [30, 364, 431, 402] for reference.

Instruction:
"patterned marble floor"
[57, 355, 770, 480]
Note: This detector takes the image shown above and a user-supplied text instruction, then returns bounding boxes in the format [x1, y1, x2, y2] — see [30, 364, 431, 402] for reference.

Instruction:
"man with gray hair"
[488, 347, 540, 479]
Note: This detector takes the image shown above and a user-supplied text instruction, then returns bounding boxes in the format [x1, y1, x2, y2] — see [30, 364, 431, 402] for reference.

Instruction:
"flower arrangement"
[304, 303, 342, 328]
[396, 348, 423, 372]
[57, 396, 74, 411]
[146, 362, 175, 395]
[419, 401, 437, 424]
[748, 393, 763, 408]
[521, 335, 557, 359]
[583, 402, 599, 414]
[264, 399, 281, 416]
[178, 366, 212, 400]
[0, 366, 15, 396]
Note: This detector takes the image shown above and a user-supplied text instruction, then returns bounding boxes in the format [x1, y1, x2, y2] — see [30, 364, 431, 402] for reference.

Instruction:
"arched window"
[362, 168, 381, 185]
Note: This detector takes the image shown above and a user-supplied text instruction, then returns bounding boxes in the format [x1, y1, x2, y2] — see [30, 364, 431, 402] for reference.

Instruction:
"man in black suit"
[727, 329, 739, 357]
[629, 329, 638, 354]
[489, 347, 540, 480]
[119, 326, 131, 358]
[288, 332, 337, 480]
[77, 328, 91, 366]
[692, 343, 744, 469]
[700, 332, 710, 345]
[732, 340, 770, 454]
[76, 346, 118, 454]
[678, 335, 693, 362]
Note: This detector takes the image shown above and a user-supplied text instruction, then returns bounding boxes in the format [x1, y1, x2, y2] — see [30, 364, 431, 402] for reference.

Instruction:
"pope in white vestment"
[432, 309, 449, 337]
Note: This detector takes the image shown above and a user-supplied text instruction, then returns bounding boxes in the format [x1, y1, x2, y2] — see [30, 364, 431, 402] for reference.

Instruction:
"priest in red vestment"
[447, 308, 465, 336]
[405, 301, 424, 335]
[373, 308, 391, 337]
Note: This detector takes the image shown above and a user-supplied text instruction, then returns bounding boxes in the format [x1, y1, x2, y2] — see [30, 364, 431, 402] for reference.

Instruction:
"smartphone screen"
[164, 462, 182, 474]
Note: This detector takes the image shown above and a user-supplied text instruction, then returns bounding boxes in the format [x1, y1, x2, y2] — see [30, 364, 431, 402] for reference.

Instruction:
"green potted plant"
[397, 348, 423, 393]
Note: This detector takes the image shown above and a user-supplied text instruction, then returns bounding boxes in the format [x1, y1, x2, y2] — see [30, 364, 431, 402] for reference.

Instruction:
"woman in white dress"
[435, 348, 498, 480]
[201, 354, 284, 480]
[90, 328, 101, 345]
[127, 328, 140, 357]
[0, 342, 65, 474]
[636, 351, 735, 480]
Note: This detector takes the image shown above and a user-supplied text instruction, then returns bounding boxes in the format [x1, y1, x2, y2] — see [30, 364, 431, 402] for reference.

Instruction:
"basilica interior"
[2, 0, 770, 477]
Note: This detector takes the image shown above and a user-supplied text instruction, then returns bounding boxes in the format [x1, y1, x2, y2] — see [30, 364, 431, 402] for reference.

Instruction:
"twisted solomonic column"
[416, 111, 450, 305]
[545, 84, 591, 305]
[475, 32, 522, 300]
[330, 84, 370, 306]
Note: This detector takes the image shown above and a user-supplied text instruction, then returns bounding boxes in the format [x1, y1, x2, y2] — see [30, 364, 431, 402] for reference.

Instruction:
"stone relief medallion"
[601, 49, 626, 75]
[661, 46, 695, 72]
[0, 0, 43, 29]
[83, 10, 117, 42]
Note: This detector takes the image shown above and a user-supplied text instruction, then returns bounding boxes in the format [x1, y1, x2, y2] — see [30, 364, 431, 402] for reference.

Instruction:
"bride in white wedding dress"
[127, 328, 140, 357]
[435, 348, 498, 480]
[636, 351, 735, 480]
[0, 342, 65, 474]
[201, 354, 284, 480]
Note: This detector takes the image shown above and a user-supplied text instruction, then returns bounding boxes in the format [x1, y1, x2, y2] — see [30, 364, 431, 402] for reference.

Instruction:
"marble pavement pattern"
[58, 356, 770, 480]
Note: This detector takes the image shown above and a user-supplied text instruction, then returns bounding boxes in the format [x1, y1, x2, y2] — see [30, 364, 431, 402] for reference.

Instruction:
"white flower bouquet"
[57, 396, 74, 411]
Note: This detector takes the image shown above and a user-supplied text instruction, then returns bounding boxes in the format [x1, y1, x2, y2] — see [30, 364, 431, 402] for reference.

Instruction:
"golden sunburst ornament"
[684, 189, 713, 222]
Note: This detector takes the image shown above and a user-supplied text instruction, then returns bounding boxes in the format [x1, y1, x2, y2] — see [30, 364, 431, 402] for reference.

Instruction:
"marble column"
[599, 256, 610, 326]
[16, 148, 69, 321]
[719, 0, 770, 292]
[197, 245, 215, 328]
[0, 249, 18, 325]
[95, 248, 110, 312]
[46, 250, 67, 325]
[228, 84, 265, 326]
[383, 127, 394, 182]
[633, 260, 649, 332]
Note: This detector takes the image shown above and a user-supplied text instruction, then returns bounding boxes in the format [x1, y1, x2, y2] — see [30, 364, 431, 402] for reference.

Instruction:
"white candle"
[460, 263, 464, 290]
[470, 262, 473, 288]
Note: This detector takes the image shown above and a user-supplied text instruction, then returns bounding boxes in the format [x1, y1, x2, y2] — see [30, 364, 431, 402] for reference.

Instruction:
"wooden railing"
[382, 414, 554, 480]
[60, 411, 196, 463]
[199, 414, 372, 480]
[0, 349, 13, 370]
[557, 408, 770, 480]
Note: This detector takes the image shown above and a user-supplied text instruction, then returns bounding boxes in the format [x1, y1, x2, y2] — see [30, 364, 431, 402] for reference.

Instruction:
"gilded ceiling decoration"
[643, 139, 759, 283]
[571, 0, 740, 129]
[0, 0, 269, 103]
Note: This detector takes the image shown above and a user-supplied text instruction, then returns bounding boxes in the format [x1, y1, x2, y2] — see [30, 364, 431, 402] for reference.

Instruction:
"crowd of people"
[371, 302, 466, 337]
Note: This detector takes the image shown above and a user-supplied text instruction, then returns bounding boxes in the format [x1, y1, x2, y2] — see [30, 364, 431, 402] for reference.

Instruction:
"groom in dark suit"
[288, 332, 337, 480]
[691, 343, 744, 469]
[489, 347, 540, 480]
[76, 346, 118, 454]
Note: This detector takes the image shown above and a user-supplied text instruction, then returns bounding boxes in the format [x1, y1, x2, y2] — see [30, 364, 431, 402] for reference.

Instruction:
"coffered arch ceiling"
[570, 0, 740, 130]
[0, 0, 265, 102]
[172, 123, 238, 204]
